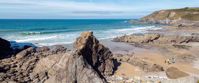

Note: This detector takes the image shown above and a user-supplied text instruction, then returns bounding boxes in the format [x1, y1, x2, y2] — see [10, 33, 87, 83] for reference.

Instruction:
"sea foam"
[0, 19, 162, 46]
[9, 25, 161, 46]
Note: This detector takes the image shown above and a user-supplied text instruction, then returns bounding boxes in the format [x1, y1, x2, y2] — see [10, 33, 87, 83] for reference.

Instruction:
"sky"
[0, 0, 199, 19]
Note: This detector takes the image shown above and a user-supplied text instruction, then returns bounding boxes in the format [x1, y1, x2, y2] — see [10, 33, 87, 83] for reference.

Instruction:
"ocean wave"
[10, 25, 162, 46]
[15, 35, 58, 42]
[37, 41, 74, 46]
[92, 25, 162, 41]
[21, 32, 43, 35]
[20, 29, 81, 36]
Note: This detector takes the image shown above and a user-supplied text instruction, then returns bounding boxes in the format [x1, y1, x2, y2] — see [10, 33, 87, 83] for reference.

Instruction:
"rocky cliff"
[141, 7, 199, 26]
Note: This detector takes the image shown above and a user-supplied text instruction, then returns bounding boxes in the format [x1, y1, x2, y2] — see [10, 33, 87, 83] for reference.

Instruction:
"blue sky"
[0, 0, 198, 19]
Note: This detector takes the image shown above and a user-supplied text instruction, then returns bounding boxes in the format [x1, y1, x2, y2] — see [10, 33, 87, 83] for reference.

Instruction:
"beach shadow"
[113, 59, 121, 73]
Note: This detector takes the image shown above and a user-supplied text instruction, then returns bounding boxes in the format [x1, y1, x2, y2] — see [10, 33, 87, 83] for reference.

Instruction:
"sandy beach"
[108, 25, 199, 82]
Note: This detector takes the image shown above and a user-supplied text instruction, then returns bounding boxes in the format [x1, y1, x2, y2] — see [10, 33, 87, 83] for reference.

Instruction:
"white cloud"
[2, 0, 198, 19]
[0, 0, 135, 12]
[0, 0, 138, 18]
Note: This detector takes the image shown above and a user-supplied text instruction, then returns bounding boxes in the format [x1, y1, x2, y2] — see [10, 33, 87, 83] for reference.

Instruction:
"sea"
[0, 19, 161, 46]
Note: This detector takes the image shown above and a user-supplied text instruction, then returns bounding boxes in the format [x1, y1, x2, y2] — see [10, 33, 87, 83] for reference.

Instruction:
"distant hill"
[141, 7, 199, 26]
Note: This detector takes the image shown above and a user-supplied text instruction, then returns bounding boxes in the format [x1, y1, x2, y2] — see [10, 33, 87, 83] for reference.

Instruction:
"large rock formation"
[0, 32, 115, 83]
[141, 7, 199, 26]
[44, 31, 114, 83]
[74, 32, 114, 76]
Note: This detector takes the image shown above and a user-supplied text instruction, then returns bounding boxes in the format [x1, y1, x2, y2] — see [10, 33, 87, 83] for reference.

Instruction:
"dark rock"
[0, 38, 10, 49]
[0, 38, 12, 59]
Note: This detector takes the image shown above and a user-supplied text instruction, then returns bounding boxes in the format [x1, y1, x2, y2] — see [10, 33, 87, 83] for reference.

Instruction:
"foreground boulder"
[74, 32, 114, 76]
[42, 32, 115, 83]
[44, 32, 114, 83]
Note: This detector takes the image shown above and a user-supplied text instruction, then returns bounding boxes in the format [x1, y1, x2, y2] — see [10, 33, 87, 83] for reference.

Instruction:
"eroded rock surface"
[0, 32, 115, 83]
[43, 32, 115, 83]
[113, 33, 199, 44]
[0, 45, 67, 83]
[74, 32, 114, 76]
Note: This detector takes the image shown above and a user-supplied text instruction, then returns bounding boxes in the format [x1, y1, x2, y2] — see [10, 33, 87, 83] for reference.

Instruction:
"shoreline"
[0, 6, 199, 83]
[1, 24, 199, 83]
[3, 24, 163, 47]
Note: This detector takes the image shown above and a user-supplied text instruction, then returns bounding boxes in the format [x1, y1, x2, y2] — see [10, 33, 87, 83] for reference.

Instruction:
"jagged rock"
[43, 31, 115, 83]
[166, 67, 189, 79]
[66, 52, 106, 83]
[74, 31, 114, 76]
[0, 32, 115, 83]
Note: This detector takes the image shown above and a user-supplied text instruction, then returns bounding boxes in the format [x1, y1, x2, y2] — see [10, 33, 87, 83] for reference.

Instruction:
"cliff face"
[141, 7, 199, 26]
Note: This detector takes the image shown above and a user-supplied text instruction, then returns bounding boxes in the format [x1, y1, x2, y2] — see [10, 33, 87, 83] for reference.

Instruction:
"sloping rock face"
[141, 7, 199, 26]
[0, 45, 67, 83]
[113, 33, 199, 44]
[44, 32, 114, 83]
[0, 38, 12, 59]
[0, 32, 115, 83]
[166, 67, 189, 79]
[74, 32, 114, 76]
